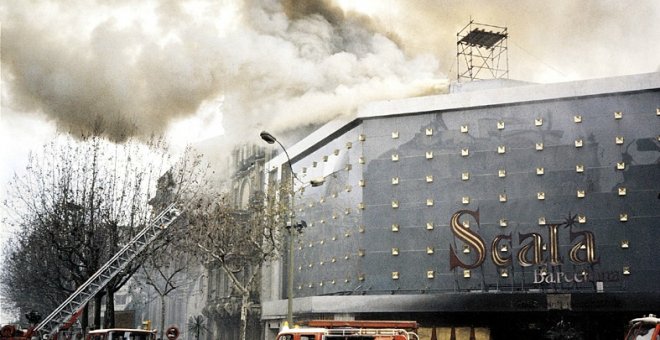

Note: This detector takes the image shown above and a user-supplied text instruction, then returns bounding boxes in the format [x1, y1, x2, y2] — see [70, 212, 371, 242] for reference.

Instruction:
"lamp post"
[259, 131, 299, 327]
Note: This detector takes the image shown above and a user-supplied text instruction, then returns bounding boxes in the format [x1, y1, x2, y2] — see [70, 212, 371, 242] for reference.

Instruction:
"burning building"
[260, 72, 660, 339]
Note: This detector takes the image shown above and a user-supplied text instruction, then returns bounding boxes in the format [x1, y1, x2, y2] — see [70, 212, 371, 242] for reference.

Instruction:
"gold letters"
[449, 210, 486, 270]
[448, 209, 599, 270]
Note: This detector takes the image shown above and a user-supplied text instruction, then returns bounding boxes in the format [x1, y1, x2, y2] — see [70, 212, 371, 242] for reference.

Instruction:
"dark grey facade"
[261, 73, 660, 339]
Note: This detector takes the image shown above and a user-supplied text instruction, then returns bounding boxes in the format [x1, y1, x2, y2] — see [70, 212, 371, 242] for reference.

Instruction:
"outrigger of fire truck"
[276, 320, 420, 340]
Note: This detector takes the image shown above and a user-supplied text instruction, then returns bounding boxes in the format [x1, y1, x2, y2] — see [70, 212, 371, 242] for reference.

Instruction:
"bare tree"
[0, 134, 207, 332]
[185, 183, 290, 340]
[137, 243, 196, 338]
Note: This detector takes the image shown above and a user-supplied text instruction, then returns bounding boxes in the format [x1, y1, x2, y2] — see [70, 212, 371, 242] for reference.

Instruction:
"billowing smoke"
[0, 0, 445, 145]
[3, 0, 658, 148]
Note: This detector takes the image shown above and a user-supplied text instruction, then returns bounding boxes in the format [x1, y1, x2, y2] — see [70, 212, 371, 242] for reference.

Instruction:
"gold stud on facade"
[618, 187, 627, 196]
[616, 136, 624, 145]
[426, 222, 434, 230]
[391, 248, 399, 256]
[462, 172, 470, 181]
[426, 199, 434, 206]
[614, 111, 623, 120]
[426, 151, 434, 159]
[427, 270, 435, 279]
[359, 156, 365, 164]
[535, 118, 543, 126]
[392, 272, 400, 280]
[577, 190, 585, 198]
[359, 134, 366, 141]
[616, 162, 626, 170]
[500, 269, 509, 278]
[346, 142, 352, 149]
[619, 213, 628, 222]
[536, 143, 544, 151]
[620, 240, 629, 249]
[461, 148, 469, 157]
[426, 128, 433, 136]
[574, 115, 582, 123]
[498, 145, 506, 154]
[622, 266, 630, 275]
[391, 224, 399, 232]
[462, 196, 470, 205]
[497, 121, 505, 130]
[392, 131, 399, 139]
[391, 154, 399, 162]
[537, 192, 545, 200]
[499, 194, 507, 202]
[463, 245, 471, 253]
[358, 202, 365, 210]
[462, 220, 470, 228]
[359, 179, 365, 187]
[392, 177, 399, 185]
[323, 155, 328, 162]
[461, 125, 469, 133]
[657, 108, 660, 116]
[333, 149, 340, 156]
[392, 200, 399, 208]
[498, 169, 506, 178]
[358, 249, 365, 257]
[426, 247, 434, 254]
[499, 219, 508, 227]
[575, 139, 583, 148]
[578, 215, 587, 224]
[538, 217, 546, 225]
[576, 164, 584, 173]
[536, 167, 545, 175]
[426, 175, 434, 183]
[463, 270, 471, 278]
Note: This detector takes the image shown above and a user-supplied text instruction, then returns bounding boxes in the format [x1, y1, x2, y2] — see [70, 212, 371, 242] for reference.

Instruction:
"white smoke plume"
[2, 0, 659, 147]
[0, 0, 445, 145]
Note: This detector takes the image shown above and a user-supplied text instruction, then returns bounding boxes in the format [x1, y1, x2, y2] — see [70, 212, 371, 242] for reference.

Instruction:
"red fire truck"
[624, 314, 660, 340]
[86, 328, 157, 340]
[276, 320, 419, 340]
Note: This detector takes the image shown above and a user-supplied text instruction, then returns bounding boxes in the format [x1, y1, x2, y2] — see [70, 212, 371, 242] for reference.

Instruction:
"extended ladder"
[34, 204, 181, 338]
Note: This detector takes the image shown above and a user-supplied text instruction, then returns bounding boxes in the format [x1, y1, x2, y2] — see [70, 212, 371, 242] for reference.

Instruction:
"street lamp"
[260, 130, 314, 327]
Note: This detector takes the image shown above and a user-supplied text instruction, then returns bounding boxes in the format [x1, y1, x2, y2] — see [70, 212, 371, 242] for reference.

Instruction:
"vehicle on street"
[86, 328, 157, 340]
[625, 314, 660, 340]
[276, 320, 419, 340]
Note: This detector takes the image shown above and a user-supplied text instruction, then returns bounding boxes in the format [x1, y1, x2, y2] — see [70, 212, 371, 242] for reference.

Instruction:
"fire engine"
[86, 328, 157, 340]
[0, 205, 180, 340]
[276, 320, 419, 340]
[624, 314, 660, 340]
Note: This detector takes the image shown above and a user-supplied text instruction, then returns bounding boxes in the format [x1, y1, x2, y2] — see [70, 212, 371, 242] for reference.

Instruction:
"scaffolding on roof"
[457, 20, 509, 81]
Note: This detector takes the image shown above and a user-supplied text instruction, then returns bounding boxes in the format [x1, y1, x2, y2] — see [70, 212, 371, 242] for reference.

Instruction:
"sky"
[1, 0, 659, 323]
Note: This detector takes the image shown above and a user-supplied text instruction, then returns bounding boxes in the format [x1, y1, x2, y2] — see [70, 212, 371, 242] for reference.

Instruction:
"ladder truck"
[1, 204, 181, 340]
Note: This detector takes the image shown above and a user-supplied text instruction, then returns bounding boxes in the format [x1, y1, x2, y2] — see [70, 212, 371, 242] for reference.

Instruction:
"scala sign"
[448, 209, 599, 271]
